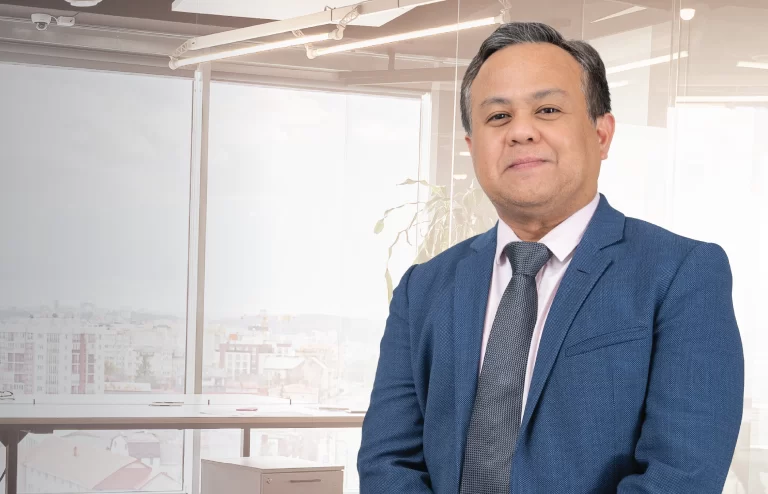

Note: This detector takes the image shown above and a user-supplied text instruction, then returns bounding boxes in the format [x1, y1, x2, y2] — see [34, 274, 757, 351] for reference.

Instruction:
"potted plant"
[374, 178, 497, 301]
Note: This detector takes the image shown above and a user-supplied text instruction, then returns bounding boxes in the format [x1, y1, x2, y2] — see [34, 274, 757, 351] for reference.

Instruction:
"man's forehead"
[485, 42, 578, 65]
[477, 43, 581, 81]
[472, 45, 582, 98]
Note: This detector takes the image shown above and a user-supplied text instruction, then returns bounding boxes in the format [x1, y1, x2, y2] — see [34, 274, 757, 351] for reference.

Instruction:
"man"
[358, 22, 744, 494]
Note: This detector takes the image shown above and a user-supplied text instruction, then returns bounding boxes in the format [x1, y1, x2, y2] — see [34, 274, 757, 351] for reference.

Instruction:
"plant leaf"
[414, 245, 430, 264]
[397, 178, 431, 186]
[379, 176, 501, 302]
[373, 219, 385, 234]
[385, 269, 394, 303]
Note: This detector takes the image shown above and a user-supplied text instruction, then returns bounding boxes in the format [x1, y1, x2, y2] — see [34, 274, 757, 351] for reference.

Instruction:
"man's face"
[466, 43, 614, 219]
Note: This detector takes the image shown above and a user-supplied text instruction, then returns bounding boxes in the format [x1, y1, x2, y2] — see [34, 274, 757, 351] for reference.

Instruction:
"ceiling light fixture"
[736, 61, 768, 70]
[173, 0, 445, 57]
[170, 31, 338, 69]
[680, 8, 696, 21]
[606, 51, 688, 74]
[307, 16, 501, 58]
[66, 0, 103, 6]
[592, 6, 646, 23]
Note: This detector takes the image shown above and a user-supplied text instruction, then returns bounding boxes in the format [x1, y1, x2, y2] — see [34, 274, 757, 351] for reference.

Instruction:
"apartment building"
[0, 316, 104, 395]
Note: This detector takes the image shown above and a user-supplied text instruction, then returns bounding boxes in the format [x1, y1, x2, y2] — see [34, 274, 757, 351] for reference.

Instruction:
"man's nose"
[505, 116, 540, 145]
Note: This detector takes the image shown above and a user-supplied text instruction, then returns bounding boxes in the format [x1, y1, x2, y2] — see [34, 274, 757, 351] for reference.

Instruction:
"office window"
[0, 62, 191, 492]
[0, 62, 191, 394]
[200, 83, 422, 477]
[204, 83, 422, 406]
[18, 429, 185, 493]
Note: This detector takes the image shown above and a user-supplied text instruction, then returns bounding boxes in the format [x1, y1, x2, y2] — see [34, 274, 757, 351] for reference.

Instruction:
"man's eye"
[488, 113, 509, 122]
[538, 107, 560, 114]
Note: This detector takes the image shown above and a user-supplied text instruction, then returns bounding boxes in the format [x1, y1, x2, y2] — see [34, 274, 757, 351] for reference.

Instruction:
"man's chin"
[501, 192, 554, 210]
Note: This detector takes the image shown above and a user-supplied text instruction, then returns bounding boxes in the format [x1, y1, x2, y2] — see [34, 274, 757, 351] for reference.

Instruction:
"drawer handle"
[289, 479, 322, 483]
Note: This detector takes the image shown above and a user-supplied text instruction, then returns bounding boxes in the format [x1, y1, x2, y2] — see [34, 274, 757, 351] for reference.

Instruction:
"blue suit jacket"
[358, 195, 744, 493]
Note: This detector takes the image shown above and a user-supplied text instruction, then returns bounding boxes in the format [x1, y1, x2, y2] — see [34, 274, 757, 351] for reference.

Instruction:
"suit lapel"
[454, 226, 496, 476]
[518, 195, 625, 435]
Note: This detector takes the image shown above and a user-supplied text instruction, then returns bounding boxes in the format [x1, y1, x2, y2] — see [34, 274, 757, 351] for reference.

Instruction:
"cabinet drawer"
[261, 470, 343, 494]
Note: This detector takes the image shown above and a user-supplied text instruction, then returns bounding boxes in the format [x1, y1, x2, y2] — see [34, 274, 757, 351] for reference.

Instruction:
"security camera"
[31, 13, 52, 31]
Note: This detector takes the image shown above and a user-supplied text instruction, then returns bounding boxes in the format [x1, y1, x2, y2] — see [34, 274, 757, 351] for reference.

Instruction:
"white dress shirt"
[480, 193, 600, 418]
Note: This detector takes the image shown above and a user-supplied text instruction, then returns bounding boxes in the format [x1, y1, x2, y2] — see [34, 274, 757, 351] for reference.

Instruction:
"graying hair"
[460, 22, 611, 135]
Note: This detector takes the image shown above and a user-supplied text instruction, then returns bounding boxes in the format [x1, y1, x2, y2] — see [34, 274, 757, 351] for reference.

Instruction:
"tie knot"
[503, 241, 551, 277]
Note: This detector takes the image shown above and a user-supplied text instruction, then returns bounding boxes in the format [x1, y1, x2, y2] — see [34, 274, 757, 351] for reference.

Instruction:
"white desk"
[0, 395, 365, 494]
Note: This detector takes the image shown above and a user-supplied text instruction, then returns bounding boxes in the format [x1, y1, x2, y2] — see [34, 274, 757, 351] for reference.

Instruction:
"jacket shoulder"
[620, 217, 732, 289]
[405, 229, 492, 290]
[623, 217, 705, 255]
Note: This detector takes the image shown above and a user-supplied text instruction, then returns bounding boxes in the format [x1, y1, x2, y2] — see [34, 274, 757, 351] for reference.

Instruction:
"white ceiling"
[171, 0, 418, 27]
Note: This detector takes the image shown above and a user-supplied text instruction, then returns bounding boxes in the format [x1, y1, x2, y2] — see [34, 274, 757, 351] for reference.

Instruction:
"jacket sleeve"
[358, 265, 434, 493]
[617, 242, 744, 493]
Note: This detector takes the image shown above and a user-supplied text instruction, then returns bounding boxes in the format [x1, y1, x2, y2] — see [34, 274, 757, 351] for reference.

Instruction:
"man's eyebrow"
[479, 96, 511, 108]
[478, 89, 568, 108]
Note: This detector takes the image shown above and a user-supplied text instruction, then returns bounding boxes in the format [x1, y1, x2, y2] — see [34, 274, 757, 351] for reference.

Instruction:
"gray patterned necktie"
[460, 241, 551, 494]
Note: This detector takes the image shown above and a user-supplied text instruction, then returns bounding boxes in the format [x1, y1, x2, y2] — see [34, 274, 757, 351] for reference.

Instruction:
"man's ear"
[596, 113, 615, 160]
[465, 133, 473, 155]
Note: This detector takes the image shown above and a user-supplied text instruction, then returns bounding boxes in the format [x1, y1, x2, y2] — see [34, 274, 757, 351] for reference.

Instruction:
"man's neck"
[499, 216, 559, 242]
[498, 194, 597, 242]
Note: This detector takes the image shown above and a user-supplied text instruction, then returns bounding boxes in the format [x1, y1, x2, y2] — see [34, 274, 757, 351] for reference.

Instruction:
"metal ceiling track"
[171, 0, 445, 57]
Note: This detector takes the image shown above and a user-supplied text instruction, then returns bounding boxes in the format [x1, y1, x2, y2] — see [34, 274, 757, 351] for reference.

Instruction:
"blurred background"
[0, 0, 765, 492]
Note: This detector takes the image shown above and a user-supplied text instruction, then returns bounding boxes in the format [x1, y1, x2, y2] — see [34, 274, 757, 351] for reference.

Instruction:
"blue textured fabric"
[357, 195, 744, 494]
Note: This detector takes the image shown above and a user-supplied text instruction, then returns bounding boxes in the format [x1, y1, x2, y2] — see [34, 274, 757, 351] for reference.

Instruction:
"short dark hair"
[460, 22, 611, 135]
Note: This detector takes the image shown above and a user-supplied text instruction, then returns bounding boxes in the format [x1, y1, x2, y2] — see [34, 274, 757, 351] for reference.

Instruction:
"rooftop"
[24, 436, 151, 490]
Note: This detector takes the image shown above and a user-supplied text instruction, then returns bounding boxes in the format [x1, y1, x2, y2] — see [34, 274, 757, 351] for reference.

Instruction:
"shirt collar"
[495, 193, 601, 265]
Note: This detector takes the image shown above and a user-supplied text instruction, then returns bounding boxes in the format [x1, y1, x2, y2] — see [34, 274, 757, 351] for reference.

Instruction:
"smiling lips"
[507, 157, 547, 170]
